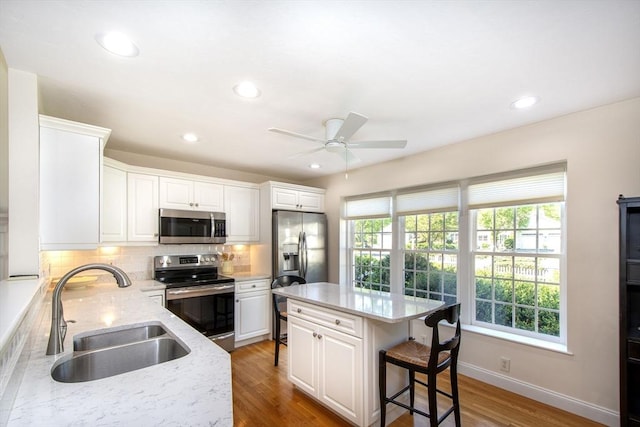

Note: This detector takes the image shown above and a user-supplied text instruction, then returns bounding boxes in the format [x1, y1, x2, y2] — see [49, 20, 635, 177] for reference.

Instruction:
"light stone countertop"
[225, 272, 271, 281]
[272, 282, 444, 323]
[5, 280, 233, 426]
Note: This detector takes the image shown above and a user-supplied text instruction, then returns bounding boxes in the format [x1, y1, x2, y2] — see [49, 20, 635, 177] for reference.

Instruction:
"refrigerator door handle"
[302, 231, 308, 278]
[298, 231, 305, 277]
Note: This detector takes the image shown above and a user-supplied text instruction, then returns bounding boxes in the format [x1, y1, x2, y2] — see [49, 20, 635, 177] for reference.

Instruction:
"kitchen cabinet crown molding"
[39, 115, 111, 147]
[103, 157, 259, 189]
[261, 180, 325, 194]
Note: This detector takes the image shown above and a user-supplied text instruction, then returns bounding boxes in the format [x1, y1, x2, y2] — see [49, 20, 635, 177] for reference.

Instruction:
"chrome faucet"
[46, 263, 132, 355]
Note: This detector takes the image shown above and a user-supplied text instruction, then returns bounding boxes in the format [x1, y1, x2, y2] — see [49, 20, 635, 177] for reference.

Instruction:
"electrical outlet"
[500, 356, 511, 372]
[420, 335, 427, 345]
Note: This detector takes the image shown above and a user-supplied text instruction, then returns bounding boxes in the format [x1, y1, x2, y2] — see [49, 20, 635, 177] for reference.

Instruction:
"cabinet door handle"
[195, 203, 199, 207]
[335, 319, 341, 325]
[189, 202, 194, 206]
[297, 308, 302, 313]
[236, 299, 239, 303]
[252, 284, 256, 288]
[317, 334, 322, 340]
[313, 332, 317, 337]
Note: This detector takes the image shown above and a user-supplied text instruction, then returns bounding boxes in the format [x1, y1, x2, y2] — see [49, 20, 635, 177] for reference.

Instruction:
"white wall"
[0, 51, 8, 280]
[7, 69, 39, 277]
[0, 50, 8, 215]
[307, 98, 640, 423]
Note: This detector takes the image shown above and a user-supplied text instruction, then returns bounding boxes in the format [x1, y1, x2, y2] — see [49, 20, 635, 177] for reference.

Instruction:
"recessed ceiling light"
[511, 96, 539, 109]
[233, 81, 261, 98]
[95, 32, 139, 57]
[182, 133, 199, 143]
[309, 163, 321, 169]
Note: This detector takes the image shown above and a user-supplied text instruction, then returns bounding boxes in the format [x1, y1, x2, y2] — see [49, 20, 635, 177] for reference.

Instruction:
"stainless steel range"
[154, 254, 235, 352]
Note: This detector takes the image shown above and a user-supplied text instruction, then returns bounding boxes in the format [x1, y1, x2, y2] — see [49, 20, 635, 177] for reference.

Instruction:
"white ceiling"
[1, 1, 639, 181]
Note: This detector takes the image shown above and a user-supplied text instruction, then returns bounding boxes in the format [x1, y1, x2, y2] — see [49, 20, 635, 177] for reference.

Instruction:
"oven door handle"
[166, 284, 235, 300]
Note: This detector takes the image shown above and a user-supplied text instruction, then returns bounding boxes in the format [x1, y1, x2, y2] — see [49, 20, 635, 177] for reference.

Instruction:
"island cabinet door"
[288, 316, 319, 396]
[318, 326, 363, 425]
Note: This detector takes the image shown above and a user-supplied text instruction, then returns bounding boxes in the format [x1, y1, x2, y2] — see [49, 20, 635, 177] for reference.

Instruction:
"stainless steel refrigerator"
[272, 210, 327, 282]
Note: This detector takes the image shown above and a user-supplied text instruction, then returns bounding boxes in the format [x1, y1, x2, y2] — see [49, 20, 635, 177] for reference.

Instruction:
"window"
[352, 217, 392, 291]
[345, 195, 392, 292]
[402, 212, 459, 303]
[472, 203, 563, 338]
[343, 165, 566, 345]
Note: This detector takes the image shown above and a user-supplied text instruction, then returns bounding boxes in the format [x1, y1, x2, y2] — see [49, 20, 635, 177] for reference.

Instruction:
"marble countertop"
[226, 272, 270, 281]
[272, 282, 444, 323]
[5, 280, 233, 426]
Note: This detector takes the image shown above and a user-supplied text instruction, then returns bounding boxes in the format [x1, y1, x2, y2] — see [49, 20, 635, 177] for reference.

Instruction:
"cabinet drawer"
[629, 340, 640, 361]
[629, 262, 640, 283]
[236, 279, 270, 294]
[288, 299, 363, 338]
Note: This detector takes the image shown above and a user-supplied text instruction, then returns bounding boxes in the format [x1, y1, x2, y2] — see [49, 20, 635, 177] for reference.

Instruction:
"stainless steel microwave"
[158, 209, 227, 244]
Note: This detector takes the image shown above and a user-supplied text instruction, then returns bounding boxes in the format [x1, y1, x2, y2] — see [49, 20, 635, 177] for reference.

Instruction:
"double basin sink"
[51, 321, 190, 383]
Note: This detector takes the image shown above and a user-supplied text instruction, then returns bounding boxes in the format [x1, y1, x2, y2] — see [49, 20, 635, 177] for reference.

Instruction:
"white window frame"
[341, 164, 567, 347]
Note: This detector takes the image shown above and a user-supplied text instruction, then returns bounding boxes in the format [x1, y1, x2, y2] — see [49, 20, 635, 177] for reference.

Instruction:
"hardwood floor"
[231, 340, 603, 427]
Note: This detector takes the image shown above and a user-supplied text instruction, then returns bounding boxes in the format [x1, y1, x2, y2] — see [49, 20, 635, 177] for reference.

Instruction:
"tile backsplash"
[42, 244, 252, 281]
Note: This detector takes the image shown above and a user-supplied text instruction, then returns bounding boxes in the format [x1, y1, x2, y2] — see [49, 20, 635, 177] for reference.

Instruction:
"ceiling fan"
[268, 112, 407, 164]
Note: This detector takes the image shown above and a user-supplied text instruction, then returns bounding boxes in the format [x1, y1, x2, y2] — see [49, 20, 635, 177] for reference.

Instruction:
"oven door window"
[167, 292, 234, 337]
[160, 216, 211, 238]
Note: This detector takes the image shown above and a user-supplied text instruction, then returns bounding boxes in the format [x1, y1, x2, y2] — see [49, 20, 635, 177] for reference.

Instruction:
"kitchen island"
[272, 282, 443, 427]
[3, 280, 233, 426]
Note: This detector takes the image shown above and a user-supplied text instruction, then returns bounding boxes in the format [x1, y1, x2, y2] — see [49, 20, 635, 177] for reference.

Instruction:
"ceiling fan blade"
[286, 146, 325, 160]
[334, 112, 368, 141]
[268, 128, 326, 143]
[348, 140, 407, 149]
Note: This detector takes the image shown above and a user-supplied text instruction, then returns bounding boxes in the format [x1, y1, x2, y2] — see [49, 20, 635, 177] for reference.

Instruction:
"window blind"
[344, 196, 391, 219]
[468, 170, 565, 209]
[396, 186, 459, 215]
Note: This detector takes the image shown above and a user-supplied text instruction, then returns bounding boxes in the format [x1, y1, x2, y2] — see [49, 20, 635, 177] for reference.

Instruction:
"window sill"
[461, 324, 572, 355]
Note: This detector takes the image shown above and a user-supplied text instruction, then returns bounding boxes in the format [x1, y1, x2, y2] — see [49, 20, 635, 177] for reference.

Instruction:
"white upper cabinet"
[269, 182, 325, 212]
[101, 163, 128, 242]
[159, 176, 223, 212]
[39, 115, 110, 250]
[224, 185, 259, 243]
[128, 173, 159, 242]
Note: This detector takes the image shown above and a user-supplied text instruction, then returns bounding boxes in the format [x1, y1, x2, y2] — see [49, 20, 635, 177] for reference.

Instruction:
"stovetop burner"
[154, 254, 234, 289]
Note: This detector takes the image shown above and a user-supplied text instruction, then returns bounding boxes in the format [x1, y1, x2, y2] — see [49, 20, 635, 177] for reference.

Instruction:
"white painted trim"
[458, 362, 619, 427]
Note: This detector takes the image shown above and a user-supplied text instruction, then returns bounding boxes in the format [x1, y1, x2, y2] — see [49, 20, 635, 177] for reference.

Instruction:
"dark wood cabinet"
[618, 196, 640, 426]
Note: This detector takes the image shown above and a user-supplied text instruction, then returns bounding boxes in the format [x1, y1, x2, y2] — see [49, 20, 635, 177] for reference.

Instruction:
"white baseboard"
[458, 362, 619, 427]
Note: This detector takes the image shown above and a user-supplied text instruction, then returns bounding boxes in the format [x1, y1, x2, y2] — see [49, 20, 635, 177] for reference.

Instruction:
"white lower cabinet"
[235, 279, 271, 344]
[288, 301, 363, 425]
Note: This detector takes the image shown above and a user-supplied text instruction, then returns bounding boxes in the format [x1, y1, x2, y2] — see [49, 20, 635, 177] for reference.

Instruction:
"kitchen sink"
[73, 322, 168, 351]
[51, 322, 190, 383]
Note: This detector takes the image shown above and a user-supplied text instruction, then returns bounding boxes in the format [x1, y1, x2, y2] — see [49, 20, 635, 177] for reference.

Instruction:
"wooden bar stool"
[379, 303, 462, 427]
[271, 275, 306, 366]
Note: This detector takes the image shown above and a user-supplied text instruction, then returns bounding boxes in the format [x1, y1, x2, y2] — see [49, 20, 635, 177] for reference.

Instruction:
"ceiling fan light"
[511, 96, 539, 109]
[95, 32, 139, 57]
[233, 81, 261, 98]
[309, 163, 321, 169]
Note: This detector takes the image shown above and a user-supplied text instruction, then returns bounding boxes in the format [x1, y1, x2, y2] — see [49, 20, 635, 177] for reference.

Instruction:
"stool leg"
[379, 351, 387, 427]
[274, 316, 280, 366]
[451, 364, 461, 426]
[428, 371, 438, 427]
[409, 369, 415, 415]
